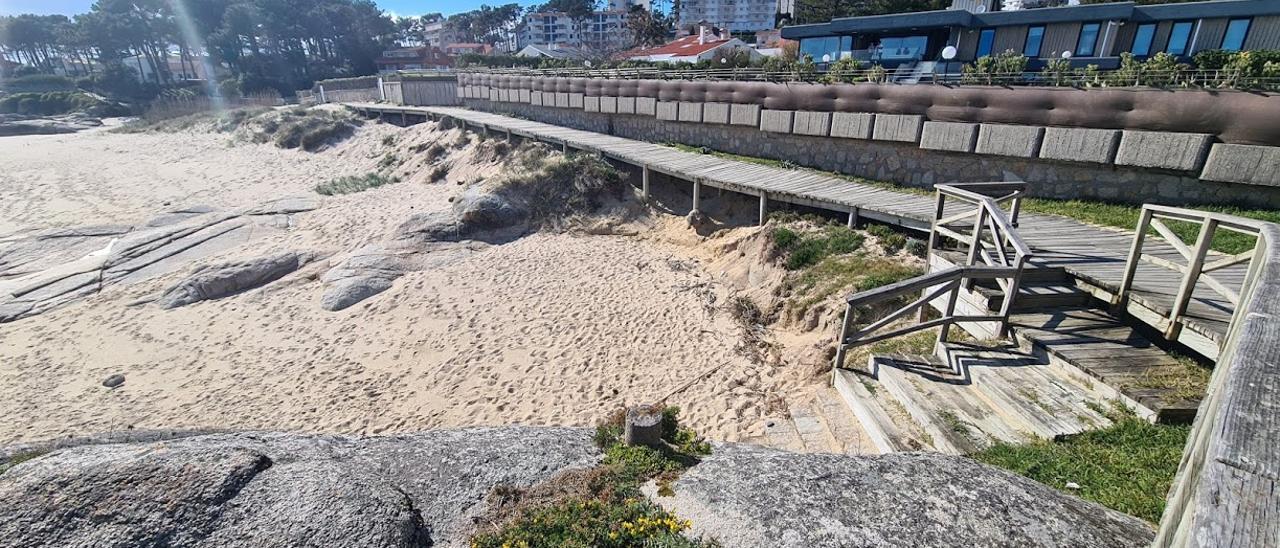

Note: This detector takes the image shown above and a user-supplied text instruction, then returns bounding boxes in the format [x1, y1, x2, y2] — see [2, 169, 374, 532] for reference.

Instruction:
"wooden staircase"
[829, 183, 1244, 456]
[834, 342, 1118, 455]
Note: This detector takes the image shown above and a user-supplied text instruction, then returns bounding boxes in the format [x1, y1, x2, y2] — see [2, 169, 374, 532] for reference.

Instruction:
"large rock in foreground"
[654, 443, 1154, 547]
[0, 428, 599, 548]
[0, 429, 1155, 547]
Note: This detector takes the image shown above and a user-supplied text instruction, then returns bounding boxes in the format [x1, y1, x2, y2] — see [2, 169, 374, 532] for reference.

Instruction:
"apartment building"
[678, 0, 778, 33]
[518, 10, 632, 51]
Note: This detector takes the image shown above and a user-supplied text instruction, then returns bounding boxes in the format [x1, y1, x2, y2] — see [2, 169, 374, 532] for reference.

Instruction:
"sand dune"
[0, 113, 825, 445]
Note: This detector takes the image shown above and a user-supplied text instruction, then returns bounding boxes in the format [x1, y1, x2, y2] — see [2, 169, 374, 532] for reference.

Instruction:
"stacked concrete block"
[600, 96, 618, 113]
[678, 102, 704, 123]
[730, 104, 761, 126]
[976, 124, 1045, 158]
[920, 122, 979, 153]
[760, 110, 794, 133]
[830, 112, 875, 140]
[584, 96, 601, 112]
[569, 93, 584, 109]
[530, 91, 544, 106]
[636, 97, 657, 116]
[618, 97, 637, 114]
[703, 103, 730, 125]
[1116, 130, 1214, 171]
[871, 114, 924, 143]
[1039, 127, 1120, 164]
[1200, 144, 1280, 187]
[519, 89, 531, 103]
[656, 101, 679, 120]
[488, 88, 498, 102]
[554, 92, 570, 108]
[497, 89, 510, 102]
[792, 111, 832, 137]
[456, 87, 465, 100]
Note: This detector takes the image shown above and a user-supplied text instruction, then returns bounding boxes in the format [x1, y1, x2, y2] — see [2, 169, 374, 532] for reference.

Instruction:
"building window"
[1131, 23, 1156, 56]
[976, 28, 996, 58]
[1166, 21, 1195, 55]
[1024, 26, 1045, 57]
[1222, 18, 1250, 51]
[1076, 22, 1100, 57]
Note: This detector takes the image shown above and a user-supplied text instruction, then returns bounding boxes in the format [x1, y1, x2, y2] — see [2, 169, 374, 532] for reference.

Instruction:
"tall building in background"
[518, 11, 632, 52]
[678, 0, 777, 33]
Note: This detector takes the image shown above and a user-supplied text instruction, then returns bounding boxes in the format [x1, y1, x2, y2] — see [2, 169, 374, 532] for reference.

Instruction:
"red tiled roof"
[629, 34, 734, 57]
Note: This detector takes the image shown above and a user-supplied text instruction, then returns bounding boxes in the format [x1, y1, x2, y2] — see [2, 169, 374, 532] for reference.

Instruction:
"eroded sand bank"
[0, 113, 832, 444]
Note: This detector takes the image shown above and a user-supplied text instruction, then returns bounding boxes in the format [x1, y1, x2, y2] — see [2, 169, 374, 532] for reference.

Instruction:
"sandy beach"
[0, 113, 830, 445]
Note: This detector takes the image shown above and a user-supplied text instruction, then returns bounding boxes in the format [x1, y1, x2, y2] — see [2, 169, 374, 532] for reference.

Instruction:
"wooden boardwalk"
[348, 103, 1246, 362]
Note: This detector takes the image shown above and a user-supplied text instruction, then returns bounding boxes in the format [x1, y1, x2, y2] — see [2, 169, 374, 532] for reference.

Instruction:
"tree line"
[1, 0, 395, 97]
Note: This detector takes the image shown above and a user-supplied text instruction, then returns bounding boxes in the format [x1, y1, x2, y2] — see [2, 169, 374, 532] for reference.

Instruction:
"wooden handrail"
[1116, 204, 1266, 348]
[834, 182, 1032, 370]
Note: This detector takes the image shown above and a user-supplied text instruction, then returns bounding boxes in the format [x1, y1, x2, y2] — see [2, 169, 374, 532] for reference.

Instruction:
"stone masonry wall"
[463, 99, 1274, 209]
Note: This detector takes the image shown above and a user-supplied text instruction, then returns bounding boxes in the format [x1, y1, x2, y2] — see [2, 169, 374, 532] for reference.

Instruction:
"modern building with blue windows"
[782, 0, 1280, 69]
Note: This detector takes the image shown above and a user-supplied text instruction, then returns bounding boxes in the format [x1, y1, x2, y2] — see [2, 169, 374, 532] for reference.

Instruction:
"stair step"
[832, 369, 930, 454]
[972, 281, 1096, 312]
[833, 345, 1117, 455]
[748, 388, 878, 454]
[931, 250, 1069, 283]
[1009, 307, 1207, 423]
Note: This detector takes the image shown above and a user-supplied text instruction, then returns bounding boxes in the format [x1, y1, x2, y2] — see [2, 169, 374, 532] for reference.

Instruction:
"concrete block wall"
[1039, 128, 1120, 164]
[618, 97, 636, 114]
[920, 122, 978, 153]
[976, 124, 1045, 158]
[873, 114, 923, 143]
[657, 101, 679, 121]
[703, 103, 730, 125]
[793, 111, 832, 137]
[831, 112, 874, 140]
[678, 102, 704, 123]
[1116, 130, 1214, 172]
[458, 82, 1280, 203]
[463, 98, 1280, 208]
[730, 104, 761, 127]
[1201, 144, 1280, 187]
[760, 110, 794, 133]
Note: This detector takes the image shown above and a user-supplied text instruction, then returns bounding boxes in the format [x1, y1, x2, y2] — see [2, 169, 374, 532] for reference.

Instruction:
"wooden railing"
[1154, 221, 1279, 546]
[833, 182, 1032, 368]
[1116, 205, 1268, 343]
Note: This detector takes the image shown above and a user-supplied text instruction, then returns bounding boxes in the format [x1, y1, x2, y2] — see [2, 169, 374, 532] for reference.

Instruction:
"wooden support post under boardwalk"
[641, 166, 650, 201]
[561, 141, 568, 153]
[848, 207, 859, 228]
[692, 180, 702, 213]
[758, 193, 768, 225]
[401, 112, 406, 125]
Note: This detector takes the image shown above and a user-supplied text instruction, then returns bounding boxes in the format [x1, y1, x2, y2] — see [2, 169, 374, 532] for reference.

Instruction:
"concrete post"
[758, 193, 768, 225]
[642, 165, 651, 202]
[692, 180, 702, 213]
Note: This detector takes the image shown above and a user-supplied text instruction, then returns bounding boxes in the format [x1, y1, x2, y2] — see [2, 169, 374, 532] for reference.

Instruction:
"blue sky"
[0, 0, 538, 17]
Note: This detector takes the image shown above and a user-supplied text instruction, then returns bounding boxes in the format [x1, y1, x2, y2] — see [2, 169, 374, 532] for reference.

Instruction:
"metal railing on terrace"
[427, 66, 1280, 90]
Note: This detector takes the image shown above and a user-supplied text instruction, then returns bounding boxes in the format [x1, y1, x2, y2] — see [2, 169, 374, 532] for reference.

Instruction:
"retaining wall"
[462, 98, 1276, 208]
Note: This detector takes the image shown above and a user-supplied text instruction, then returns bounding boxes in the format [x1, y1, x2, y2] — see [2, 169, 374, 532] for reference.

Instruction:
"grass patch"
[772, 225, 865, 270]
[472, 406, 715, 548]
[315, 172, 399, 195]
[0, 91, 129, 117]
[787, 254, 924, 317]
[489, 146, 627, 224]
[866, 224, 908, 255]
[973, 416, 1190, 524]
[1128, 354, 1212, 403]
